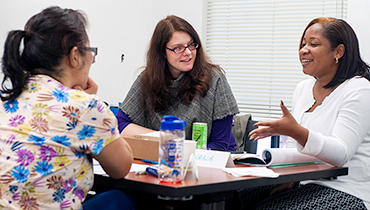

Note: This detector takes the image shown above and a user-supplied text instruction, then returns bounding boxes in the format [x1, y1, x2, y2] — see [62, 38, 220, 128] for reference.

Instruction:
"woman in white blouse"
[242, 17, 370, 210]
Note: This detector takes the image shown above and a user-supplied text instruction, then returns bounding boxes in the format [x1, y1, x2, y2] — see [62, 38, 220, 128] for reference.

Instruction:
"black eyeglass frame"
[83, 47, 98, 63]
[165, 43, 199, 54]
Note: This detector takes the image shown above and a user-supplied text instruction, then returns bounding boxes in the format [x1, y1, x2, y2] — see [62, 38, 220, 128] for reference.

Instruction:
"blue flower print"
[92, 139, 104, 155]
[51, 135, 71, 146]
[74, 151, 85, 158]
[35, 161, 53, 176]
[11, 165, 30, 183]
[52, 188, 66, 203]
[4, 100, 19, 113]
[78, 144, 89, 153]
[28, 135, 46, 145]
[77, 125, 96, 140]
[66, 121, 77, 130]
[52, 88, 69, 103]
[9, 185, 18, 194]
[11, 141, 23, 151]
[88, 99, 98, 110]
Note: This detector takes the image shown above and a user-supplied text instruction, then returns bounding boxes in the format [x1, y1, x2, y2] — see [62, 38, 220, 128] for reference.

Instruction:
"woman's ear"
[335, 44, 345, 60]
[68, 46, 81, 68]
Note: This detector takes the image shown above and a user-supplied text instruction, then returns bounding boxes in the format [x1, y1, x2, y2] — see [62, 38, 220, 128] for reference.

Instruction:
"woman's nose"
[299, 46, 309, 54]
[183, 47, 192, 55]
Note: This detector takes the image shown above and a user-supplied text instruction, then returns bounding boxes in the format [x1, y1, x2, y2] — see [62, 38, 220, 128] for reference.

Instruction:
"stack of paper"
[232, 148, 322, 167]
[223, 167, 279, 178]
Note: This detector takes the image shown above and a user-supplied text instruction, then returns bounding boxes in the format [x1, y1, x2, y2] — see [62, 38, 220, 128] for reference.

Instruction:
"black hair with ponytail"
[1, 6, 88, 101]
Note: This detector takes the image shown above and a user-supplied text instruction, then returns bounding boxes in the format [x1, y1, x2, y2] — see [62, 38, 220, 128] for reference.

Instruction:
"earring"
[335, 58, 339, 64]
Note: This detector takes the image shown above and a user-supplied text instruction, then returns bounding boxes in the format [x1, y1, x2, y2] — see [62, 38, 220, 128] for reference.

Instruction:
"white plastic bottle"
[158, 115, 186, 183]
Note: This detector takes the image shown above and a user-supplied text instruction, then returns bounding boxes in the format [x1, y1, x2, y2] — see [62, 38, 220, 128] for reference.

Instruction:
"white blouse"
[287, 76, 370, 208]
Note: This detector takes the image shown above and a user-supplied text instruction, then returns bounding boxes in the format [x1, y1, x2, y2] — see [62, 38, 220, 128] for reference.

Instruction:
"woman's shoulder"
[210, 67, 227, 82]
[336, 76, 370, 96]
[208, 68, 233, 91]
[211, 67, 224, 76]
[30, 74, 99, 103]
[345, 76, 370, 87]
[66, 89, 99, 102]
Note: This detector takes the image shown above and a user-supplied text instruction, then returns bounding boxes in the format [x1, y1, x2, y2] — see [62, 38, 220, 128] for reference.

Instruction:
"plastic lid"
[160, 115, 186, 130]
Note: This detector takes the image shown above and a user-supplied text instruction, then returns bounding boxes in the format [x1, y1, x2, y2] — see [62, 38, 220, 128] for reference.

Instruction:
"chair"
[242, 118, 280, 154]
[232, 114, 251, 152]
[243, 119, 259, 153]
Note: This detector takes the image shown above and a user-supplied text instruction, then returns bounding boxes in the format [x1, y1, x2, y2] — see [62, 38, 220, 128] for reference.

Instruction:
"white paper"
[93, 159, 149, 176]
[223, 167, 279, 178]
[194, 149, 235, 169]
[232, 148, 322, 167]
[256, 136, 271, 155]
[183, 153, 199, 180]
[93, 168, 108, 176]
[130, 163, 150, 172]
[139, 131, 160, 138]
[191, 154, 199, 180]
[262, 148, 321, 166]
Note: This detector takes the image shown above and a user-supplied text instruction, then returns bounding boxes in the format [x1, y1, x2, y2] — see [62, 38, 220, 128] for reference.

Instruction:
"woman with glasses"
[0, 6, 135, 210]
[117, 15, 239, 152]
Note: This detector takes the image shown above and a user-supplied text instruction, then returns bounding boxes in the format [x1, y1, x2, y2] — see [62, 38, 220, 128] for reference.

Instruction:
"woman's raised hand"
[72, 77, 98, 95]
[249, 101, 307, 145]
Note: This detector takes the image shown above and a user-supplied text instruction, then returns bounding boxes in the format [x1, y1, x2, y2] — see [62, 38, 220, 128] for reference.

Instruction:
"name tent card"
[194, 149, 235, 169]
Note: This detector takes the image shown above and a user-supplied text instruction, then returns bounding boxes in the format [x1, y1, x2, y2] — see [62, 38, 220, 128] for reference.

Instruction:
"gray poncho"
[120, 68, 239, 141]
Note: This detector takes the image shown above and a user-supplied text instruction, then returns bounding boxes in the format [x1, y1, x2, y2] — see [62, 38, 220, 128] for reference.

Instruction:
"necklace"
[306, 83, 341, 112]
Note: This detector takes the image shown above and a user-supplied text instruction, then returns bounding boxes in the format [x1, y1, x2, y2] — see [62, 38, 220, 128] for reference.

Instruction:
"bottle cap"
[160, 115, 186, 130]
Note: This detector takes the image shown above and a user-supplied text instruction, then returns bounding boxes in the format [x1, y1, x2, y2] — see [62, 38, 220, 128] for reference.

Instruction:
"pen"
[231, 151, 245, 154]
[160, 159, 171, 167]
[141, 159, 158, 164]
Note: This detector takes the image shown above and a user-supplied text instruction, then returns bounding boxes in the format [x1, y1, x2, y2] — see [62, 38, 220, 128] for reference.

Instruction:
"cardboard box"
[124, 134, 159, 161]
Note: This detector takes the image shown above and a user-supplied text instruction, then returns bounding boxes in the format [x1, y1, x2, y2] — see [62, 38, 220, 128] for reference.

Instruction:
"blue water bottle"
[159, 115, 186, 183]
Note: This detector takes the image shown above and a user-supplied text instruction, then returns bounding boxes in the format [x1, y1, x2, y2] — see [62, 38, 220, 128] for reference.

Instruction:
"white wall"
[0, 0, 204, 104]
[0, 0, 369, 104]
[347, 0, 370, 63]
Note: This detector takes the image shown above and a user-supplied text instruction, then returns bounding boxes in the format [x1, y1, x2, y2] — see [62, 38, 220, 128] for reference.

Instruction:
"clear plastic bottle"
[158, 115, 186, 183]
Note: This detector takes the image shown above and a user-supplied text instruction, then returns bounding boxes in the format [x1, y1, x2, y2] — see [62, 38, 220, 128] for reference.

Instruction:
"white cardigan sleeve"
[299, 86, 370, 167]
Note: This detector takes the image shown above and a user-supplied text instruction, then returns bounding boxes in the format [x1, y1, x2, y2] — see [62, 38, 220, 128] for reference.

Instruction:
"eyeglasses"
[166, 43, 199, 54]
[83, 47, 98, 64]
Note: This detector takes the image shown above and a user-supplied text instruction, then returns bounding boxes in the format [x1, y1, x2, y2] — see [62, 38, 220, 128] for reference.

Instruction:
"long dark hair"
[1, 6, 88, 101]
[141, 15, 223, 114]
[299, 17, 370, 88]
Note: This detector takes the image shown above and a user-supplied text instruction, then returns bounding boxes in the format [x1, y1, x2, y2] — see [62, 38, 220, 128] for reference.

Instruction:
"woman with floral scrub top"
[0, 6, 135, 210]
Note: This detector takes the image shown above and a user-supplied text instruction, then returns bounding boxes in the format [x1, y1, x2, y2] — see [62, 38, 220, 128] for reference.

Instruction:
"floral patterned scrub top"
[0, 75, 120, 209]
